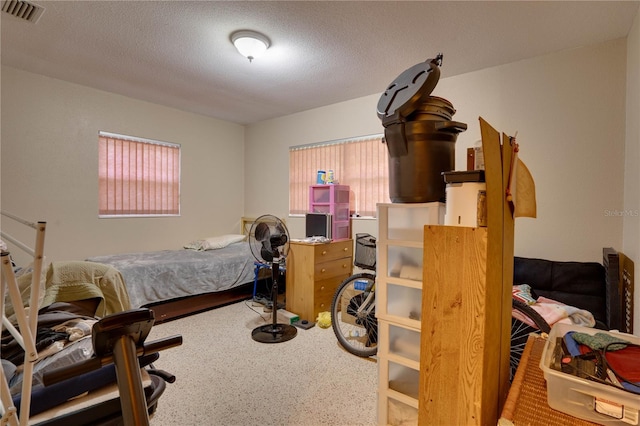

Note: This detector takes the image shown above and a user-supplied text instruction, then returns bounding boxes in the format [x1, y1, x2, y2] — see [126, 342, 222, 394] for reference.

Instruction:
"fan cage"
[248, 215, 290, 264]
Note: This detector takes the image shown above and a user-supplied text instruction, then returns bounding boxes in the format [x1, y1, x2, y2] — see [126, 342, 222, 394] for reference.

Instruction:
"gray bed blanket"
[86, 242, 255, 308]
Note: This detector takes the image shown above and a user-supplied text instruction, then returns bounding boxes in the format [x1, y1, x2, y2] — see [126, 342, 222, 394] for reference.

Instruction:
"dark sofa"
[514, 256, 607, 329]
[513, 247, 633, 333]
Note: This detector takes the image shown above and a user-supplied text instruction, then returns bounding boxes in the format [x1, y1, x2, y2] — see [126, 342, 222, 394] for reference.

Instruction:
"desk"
[499, 334, 598, 426]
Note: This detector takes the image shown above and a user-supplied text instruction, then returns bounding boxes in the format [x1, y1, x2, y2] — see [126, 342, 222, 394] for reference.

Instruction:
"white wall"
[438, 39, 627, 262]
[246, 39, 627, 263]
[244, 94, 384, 239]
[624, 10, 640, 334]
[1, 67, 246, 264]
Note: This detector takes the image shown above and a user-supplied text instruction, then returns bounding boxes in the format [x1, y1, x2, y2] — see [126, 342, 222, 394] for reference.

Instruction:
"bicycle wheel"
[331, 273, 377, 357]
[510, 298, 551, 380]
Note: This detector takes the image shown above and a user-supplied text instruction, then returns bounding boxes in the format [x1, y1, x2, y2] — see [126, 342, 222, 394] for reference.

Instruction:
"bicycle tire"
[331, 273, 377, 357]
[510, 298, 551, 380]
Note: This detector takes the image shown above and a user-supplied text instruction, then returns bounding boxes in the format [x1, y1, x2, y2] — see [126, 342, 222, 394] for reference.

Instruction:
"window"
[289, 134, 389, 217]
[98, 132, 180, 217]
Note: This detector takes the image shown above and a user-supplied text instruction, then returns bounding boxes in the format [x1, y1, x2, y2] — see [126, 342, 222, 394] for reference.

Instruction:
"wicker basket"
[354, 233, 376, 271]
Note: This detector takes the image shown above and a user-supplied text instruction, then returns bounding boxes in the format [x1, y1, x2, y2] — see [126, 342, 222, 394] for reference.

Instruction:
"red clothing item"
[579, 344, 640, 382]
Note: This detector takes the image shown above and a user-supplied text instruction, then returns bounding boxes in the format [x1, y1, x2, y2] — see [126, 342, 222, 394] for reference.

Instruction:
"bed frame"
[146, 281, 255, 323]
[142, 217, 272, 323]
[604, 247, 635, 333]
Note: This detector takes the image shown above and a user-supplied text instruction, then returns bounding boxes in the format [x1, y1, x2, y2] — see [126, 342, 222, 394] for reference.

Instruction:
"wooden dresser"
[285, 239, 353, 322]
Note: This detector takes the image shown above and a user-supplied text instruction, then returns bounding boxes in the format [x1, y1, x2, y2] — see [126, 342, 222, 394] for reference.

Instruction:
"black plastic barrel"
[377, 56, 467, 204]
[384, 107, 466, 203]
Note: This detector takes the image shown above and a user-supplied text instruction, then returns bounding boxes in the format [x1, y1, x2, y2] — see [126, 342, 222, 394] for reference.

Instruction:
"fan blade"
[260, 246, 273, 262]
[254, 222, 271, 242]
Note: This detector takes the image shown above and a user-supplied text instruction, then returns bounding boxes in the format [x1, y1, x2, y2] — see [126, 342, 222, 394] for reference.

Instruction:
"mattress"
[86, 242, 256, 308]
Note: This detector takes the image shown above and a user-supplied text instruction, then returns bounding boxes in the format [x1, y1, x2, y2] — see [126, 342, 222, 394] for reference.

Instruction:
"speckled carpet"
[147, 300, 378, 426]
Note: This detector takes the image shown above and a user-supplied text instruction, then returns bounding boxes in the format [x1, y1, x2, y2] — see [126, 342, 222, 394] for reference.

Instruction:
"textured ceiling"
[2, 1, 639, 125]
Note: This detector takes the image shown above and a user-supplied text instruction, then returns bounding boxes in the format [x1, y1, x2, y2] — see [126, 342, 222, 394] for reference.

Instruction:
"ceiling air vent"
[1, 0, 45, 23]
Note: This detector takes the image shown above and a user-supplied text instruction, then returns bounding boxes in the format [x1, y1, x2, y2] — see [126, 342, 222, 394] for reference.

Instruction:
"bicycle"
[330, 232, 552, 368]
[510, 298, 551, 380]
[331, 233, 378, 358]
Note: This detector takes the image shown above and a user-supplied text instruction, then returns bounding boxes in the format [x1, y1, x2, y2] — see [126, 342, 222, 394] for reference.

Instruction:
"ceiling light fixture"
[230, 30, 270, 63]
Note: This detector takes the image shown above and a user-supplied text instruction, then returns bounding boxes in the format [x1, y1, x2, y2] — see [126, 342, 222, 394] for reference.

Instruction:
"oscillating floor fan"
[248, 215, 297, 343]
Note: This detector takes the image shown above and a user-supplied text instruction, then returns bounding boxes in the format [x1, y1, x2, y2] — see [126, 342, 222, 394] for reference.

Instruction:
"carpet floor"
[147, 300, 378, 425]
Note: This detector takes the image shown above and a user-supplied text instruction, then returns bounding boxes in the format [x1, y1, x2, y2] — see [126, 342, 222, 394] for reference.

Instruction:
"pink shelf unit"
[309, 184, 351, 240]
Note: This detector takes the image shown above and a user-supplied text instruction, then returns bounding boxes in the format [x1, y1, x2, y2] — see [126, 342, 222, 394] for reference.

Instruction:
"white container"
[444, 181, 486, 227]
[386, 283, 422, 322]
[540, 323, 640, 425]
[386, 245, 423, 281]
[388, 323, 421, 363]
[380, 202, 444, 242]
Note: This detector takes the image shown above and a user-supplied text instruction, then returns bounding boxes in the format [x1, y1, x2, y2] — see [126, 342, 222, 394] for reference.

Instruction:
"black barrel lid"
[376, 54, 443, 127]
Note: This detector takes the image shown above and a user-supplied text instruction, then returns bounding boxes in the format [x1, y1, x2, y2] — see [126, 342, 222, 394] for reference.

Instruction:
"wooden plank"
[479, 117, 507, 422]
[419, 225, 488, 425]
[499, 133, 516, 408]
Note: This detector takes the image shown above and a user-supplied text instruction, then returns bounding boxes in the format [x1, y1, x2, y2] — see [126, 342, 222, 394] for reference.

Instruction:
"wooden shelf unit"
[417, 118, 517, 426]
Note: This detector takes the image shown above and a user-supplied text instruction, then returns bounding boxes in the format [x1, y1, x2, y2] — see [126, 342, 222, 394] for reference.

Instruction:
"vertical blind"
[289, 135, 389, 217]
[98, 132, 180, 216]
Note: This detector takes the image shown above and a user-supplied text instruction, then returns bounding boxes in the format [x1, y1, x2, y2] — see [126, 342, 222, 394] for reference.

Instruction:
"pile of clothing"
[512, 283, 596, 328]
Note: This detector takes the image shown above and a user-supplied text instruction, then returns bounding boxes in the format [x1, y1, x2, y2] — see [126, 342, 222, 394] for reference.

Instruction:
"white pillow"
[203, 234, 246, 250]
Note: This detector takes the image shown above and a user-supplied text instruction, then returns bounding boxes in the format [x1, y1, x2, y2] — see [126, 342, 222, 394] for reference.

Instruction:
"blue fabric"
[13, 364, 116, 417]
[12, 353, 159, 417]
[564, 331, 582, 356]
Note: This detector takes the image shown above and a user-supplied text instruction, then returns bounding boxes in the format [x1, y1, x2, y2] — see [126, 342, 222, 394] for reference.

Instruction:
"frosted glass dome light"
[231, 30, 270, 62]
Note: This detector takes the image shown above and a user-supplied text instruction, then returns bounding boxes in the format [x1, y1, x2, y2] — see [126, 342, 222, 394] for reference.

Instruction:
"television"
[305, 212, 332, 239]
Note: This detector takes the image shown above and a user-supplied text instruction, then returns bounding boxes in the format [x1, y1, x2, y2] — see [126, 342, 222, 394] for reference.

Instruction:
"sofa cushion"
[514, 256, 607, 328]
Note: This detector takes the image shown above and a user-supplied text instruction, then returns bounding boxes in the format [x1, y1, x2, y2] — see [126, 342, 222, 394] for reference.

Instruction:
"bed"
[85, 217, 268, 322]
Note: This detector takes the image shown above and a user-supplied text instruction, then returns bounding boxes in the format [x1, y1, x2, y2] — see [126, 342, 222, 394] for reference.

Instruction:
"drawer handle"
[320, 286, 325, 291]
[343, 247, 348, 251]
[342, 264, 347, 268]
[322, 250, 327, 255]
[321, 268, 326, 273]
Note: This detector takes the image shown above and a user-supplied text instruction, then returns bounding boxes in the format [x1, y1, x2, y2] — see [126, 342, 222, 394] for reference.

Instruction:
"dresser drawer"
[314, 275, 349, 298]
[314, 257, 352, 280]
[314, 276, 349, 314]
[313, 239, 353, 262]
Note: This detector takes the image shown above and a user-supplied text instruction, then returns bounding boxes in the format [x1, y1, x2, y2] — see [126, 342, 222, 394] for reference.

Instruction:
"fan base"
[251, 323, 297, 343]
